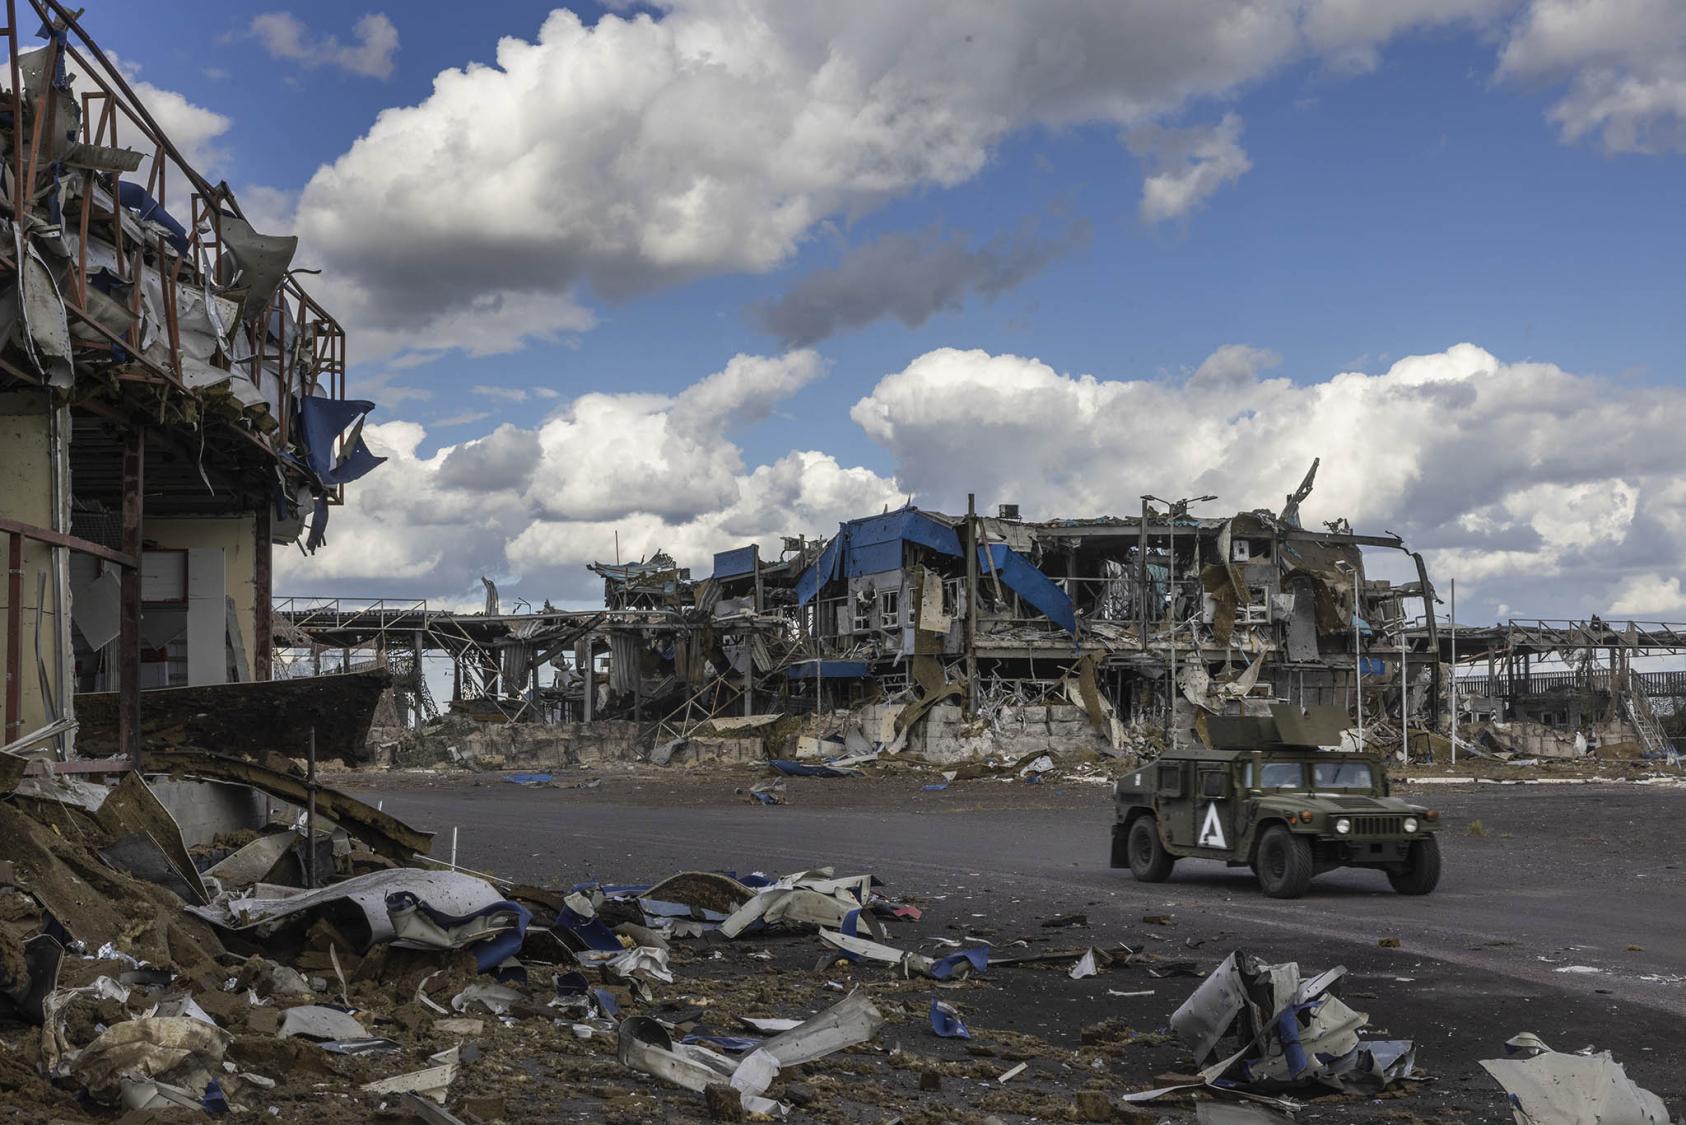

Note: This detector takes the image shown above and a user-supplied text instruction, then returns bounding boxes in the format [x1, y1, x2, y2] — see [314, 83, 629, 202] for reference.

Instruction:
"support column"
[580, 636, 593, 723]
[119, 428, 144, 767]
[254, 504, 272, 681]
[4, 533, 20, 743]
[965, 493, 978, 709]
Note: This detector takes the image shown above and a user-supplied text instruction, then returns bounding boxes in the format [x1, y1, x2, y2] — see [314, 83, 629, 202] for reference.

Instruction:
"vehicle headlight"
[1403, 816, 1420, 834]
[1334, 817, 1352, 835]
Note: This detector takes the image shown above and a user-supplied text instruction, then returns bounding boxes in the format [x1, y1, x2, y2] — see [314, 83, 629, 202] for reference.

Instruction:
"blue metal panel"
[795, 535, 844, 606]
[844, 540, 904, 578]
[712, 545, 759, 579]
[787, 659, 871, 679]
[897, 511, 964, 557]
[796, 508, 962, 604]
[979, 543, 1078, 635]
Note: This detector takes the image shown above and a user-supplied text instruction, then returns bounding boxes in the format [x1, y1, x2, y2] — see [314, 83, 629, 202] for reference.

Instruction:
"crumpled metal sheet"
[1170, 951, 1250, 1066]
[216, 212, 298, 323]
[1480, 1034, 1669, 1125]
[618, 1014, 784, 1117]
[1149, 950, 1411, 1105]
[279, 1004, 369, 1041]
[386, 888, 530, 971]
[189, 868, 509, 952]
[718, 868, 878, 938]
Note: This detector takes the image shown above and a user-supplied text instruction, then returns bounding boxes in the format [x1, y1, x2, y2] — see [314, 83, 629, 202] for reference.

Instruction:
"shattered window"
[853, 590, 874, 632]
[1258, 762, 1304, 789]
[1312, 762, 1374, 790]
[880, 589, 901, 628]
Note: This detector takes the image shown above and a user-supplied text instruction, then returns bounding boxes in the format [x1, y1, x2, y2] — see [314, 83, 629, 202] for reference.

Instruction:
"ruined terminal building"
[780, 462, 1441, 758]
[0, 6, 379, 761]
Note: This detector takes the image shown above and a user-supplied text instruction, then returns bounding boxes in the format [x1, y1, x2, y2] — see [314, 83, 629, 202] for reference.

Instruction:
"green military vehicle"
[1110, 705, 1441, 899]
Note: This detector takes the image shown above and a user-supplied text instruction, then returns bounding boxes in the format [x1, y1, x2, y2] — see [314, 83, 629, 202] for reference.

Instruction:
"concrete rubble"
[11, 753, 1674, 1122]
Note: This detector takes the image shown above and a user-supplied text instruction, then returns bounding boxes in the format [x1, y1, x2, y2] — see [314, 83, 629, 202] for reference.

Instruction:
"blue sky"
[71, 2, 1686, 619]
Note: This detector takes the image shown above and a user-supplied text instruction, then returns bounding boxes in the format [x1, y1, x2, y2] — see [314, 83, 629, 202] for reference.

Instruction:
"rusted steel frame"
[118, 426, 142, 767]
[0, 516, 136, 569]
[5, 532, 21, 742]
[35, 0, 223, 208]
[143, 749, 433, 860]
[73, 90, 104, 306]
[161, 232, 182, 381]
[19, 24, 60, 216]
[5, 1, 23, 214]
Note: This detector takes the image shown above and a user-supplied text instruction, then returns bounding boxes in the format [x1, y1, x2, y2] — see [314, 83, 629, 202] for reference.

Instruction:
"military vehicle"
[1110, 705, 1441, 898]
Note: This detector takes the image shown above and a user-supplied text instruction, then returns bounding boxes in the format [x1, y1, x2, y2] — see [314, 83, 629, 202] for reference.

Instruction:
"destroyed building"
[776, 464, 1441, 759]
[278, 462, 1475, 767]
[0, 6, 382, 763]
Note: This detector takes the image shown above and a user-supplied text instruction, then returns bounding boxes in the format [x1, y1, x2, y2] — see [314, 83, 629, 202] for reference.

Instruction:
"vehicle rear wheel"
[1255, 825, 1314, 898]
[1386, 836, 1442, 895]
[1127, 816, 1175, 883]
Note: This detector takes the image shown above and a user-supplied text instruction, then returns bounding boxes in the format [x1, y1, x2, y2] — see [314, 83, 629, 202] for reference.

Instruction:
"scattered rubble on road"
[1480, 1032, 1671, 1125]
[4, 753, 1683, 1122]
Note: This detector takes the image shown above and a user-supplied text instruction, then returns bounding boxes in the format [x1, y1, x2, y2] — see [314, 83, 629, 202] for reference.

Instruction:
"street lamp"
[1142, 493, 1218, 745]
[1336, 560, 1362, 751]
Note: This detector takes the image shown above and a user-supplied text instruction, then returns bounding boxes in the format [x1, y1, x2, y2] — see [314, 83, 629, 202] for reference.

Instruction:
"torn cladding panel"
[188, 868, 528, 972]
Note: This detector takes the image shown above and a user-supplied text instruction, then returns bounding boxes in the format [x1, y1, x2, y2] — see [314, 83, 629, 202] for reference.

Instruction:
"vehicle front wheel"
[1255, 825, 1314, 898]
[1386, 836, 1442, 895]
[1127, 816, 1176, 883]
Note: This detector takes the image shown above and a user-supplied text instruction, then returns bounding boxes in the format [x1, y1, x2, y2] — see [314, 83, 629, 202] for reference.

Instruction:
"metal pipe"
[1353, 563, 1363, 751]
[305, 726, 318, 889]
[1138, 498, 1148, 650]
[965, 493, 978, 709]
[1450, 578, 1458, 766]
[1400, 613, 1409, 761]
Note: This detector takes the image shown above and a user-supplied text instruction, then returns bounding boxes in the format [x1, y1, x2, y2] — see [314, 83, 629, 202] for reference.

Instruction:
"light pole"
[1337, 560, 1362, 751]
[1399, 614, 1409, 762]
[1449, 577, 1458, 766]
[1142, 493, 1217, 745]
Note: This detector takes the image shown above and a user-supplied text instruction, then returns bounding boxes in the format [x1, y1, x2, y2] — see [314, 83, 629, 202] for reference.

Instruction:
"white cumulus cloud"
[1127, 113, 1253, 223]
[248, 11, 400, 79]
[277, 350, 901, 604]
[1499, 0, 1686, 153]
[849, 342, 1686, 614]
[288, 0, 1537, 366]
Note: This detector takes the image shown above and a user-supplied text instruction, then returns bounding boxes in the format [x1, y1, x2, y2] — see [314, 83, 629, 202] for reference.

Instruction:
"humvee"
[1110, 706, 1441, 898]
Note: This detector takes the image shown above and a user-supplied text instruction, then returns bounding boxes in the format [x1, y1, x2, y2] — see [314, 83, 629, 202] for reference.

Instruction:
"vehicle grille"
[1351, 815, 1404, 836]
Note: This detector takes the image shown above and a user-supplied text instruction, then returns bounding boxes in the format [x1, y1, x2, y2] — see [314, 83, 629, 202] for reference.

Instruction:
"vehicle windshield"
[1312, 761, 1374, 790]
[1258, 762, 1304, 789]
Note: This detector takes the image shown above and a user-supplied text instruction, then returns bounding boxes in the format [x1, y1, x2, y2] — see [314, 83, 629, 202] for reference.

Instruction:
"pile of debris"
[0, 755, 921, 1119]
[4, 750, 1671, 1122]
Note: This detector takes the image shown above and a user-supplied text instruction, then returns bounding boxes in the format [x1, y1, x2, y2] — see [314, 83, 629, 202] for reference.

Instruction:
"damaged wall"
[0, 390, 70, 742]
[143, 518, 260, 684]
[912, 702, 1116, 764]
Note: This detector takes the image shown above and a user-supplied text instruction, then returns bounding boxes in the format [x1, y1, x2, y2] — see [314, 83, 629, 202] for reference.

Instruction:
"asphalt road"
[347, 771, 1686, 1116]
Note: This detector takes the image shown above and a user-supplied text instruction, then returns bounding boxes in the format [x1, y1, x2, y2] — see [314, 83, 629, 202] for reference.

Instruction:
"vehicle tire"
[1387, 836, 1442, 895]
[1127, 816, 1176, 883]
[1255, 825, 1314, 899]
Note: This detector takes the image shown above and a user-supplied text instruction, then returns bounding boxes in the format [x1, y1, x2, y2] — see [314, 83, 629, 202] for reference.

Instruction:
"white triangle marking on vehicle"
[1198, 803, 1227, 848]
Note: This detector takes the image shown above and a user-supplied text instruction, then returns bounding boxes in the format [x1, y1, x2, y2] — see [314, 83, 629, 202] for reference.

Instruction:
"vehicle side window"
[1157, 763, 1185, 797]
[1259, 762, 1303, 789]
[1242, 762, 1254, 788]
[1199, 769, 1229, 798]
[1312, 762, 1373, 789]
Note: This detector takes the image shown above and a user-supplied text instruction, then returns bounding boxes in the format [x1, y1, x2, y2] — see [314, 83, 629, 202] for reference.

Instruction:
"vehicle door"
[1155, 760, 1196, 849]
[1192, 763, 1236, 854]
